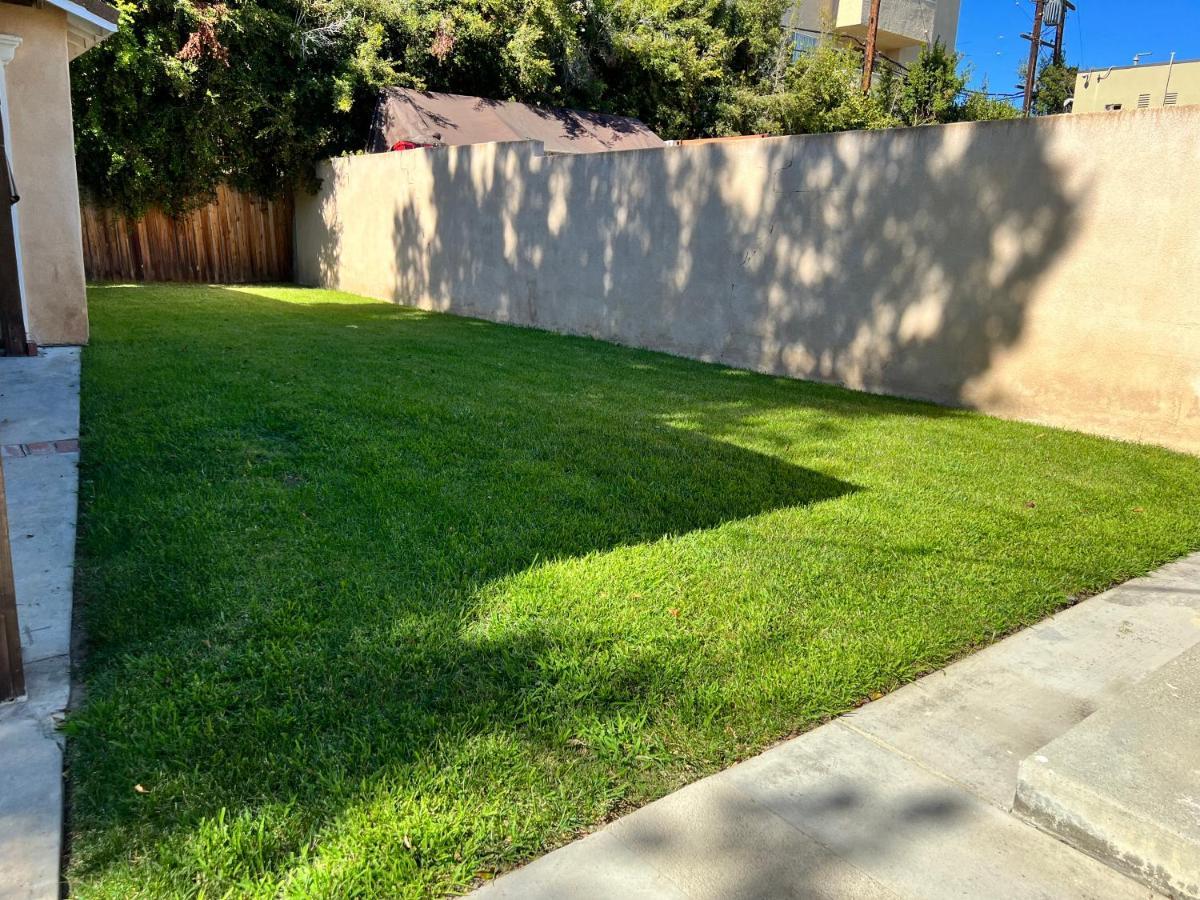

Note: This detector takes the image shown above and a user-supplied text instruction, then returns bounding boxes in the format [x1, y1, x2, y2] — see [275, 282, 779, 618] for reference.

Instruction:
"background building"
[1072, 56, 1200, 114]
[782, 0, 961, 67]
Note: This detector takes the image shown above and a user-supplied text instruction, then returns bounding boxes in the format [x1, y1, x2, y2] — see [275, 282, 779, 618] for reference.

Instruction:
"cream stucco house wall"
[0, 0, 115, 348]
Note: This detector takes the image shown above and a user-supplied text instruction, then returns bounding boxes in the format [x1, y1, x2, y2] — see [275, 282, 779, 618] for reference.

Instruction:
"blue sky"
[955, 0, 1200, 93]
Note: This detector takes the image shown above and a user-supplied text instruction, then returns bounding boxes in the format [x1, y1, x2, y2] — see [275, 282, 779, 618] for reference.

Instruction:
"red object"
[390, 140, 433, 152]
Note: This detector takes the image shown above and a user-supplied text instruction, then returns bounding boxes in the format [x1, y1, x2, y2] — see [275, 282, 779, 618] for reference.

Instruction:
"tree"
[959, 89, 1020, 122]
[896, 39, 963, 125]
[1032, 58, 1078, 115]
[892, 43, 1018, 125]
[721, 39, 896, 136]
[72, 0, 399, 215]
[70, 2, 1025, 215]
[72, 0, 791, 214]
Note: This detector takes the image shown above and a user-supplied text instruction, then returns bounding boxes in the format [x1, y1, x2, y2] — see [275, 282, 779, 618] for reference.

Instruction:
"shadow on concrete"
[608, 777, 970, 899]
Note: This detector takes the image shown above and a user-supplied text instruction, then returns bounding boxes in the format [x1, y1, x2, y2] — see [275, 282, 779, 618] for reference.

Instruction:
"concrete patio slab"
[0, 347, 81, 900]
[844, 552, 1200, 810]
[1015, 643, 1200, 899]
[607, 777, 900, 900]
[473, 553, 1200, 899]
[722, 723, 1140, 898]
[6, 452, 80, 671]
[476, 828, 693, 900]
[0, 349, 80, 445]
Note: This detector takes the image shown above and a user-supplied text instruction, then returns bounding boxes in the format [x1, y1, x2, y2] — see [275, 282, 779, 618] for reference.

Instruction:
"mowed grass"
[68, 283, 1200, 897]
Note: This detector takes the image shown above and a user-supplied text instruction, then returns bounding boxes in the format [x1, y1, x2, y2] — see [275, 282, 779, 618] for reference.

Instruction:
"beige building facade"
[0, 0, 115, 348]
[783, 0, 960, 67]
[1072, 57, 1200, 115]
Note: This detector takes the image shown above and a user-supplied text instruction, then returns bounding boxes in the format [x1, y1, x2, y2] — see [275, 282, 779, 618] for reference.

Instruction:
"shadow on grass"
[70, 285, 882, 891]
[68, 285, 1200, 895]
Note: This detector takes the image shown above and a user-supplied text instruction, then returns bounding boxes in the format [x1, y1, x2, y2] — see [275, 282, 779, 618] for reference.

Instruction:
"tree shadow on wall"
[310, 116, 1082, 411]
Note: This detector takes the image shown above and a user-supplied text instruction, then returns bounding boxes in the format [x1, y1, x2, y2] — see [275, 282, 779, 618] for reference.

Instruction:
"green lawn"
[67, 283, 1200, 898]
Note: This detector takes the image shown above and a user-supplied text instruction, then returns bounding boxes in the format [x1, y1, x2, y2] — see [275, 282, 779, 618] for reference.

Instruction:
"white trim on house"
[42, 0, 119, 57]
[66, 15, 107, 56]
[43, 0, 117, 36]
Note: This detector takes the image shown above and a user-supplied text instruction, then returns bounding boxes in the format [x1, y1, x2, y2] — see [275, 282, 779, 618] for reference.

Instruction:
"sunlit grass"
[67, 283, 1200, 898]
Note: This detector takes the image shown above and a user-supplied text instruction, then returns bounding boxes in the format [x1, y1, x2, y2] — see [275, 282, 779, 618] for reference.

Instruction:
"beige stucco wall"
[296, 108, 1200, 454]
[0, 4, 88, 345]
[1073, 59, 1200, 114]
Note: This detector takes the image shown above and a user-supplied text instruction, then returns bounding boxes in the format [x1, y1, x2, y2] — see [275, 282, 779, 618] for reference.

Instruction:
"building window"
[1105, 103, 1123, 111]
[1137, 93, 1151, 108]
[790, 31, 817, 62]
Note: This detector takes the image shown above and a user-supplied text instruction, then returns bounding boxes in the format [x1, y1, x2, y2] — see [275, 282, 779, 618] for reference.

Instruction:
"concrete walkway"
[0, 349, 81, 900]
[474, 553, 1200, 899]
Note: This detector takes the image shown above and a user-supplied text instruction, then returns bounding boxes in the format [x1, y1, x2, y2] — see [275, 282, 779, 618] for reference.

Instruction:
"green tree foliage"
[74, 0, 791, 213]
[1032, 59, 1078, 115]
[959, 88, 1020, 122]
[72, 0, 1019, 215]
[894, 38, 962, 125]
[73, 0, 393, 214]
[720, 40, 895, 135]
[889, 42, 1018, 125]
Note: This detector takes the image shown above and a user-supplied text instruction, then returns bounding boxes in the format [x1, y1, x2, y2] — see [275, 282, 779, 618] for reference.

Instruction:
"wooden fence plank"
[0, 459, 25, 701]
[80, 187, 293, 283]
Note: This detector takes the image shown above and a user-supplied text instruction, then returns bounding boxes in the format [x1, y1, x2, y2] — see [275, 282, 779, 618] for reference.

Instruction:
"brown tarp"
[368, 87, 664, 155]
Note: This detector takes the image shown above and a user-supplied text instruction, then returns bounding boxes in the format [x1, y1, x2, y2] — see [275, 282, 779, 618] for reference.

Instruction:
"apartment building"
[782, 0, 961, 67]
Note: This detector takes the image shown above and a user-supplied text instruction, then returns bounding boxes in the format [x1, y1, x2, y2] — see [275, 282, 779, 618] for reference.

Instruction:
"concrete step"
[473, 554, 1200, 900]
[1014, 644, 1200, 900]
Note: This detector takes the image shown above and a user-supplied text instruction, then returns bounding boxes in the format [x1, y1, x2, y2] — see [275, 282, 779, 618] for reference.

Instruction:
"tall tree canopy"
[72, 0, 1017, 215]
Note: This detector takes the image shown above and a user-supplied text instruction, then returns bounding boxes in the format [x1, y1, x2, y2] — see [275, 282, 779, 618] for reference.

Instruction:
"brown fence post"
[0, 457, 25, 701]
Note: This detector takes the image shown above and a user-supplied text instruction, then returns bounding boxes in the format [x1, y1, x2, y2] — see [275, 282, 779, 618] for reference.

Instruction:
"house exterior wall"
[1073, 59, 1200, 115]
[0, 4, 88, 345]
[296, 108, 1200, 454]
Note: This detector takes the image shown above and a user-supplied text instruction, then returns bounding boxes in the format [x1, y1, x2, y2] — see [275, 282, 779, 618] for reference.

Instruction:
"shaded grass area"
[68, 283, 1200, 897]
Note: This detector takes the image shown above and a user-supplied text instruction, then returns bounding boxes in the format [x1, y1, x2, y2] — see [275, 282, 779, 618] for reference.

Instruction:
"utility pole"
[862, 0, 882, 92]
[1052, 5, 1065, 64]
[1021, 0, 1049, 116]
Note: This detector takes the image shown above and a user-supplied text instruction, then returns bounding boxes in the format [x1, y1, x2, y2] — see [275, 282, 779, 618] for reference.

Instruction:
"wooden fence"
[81, 185, 293, 283]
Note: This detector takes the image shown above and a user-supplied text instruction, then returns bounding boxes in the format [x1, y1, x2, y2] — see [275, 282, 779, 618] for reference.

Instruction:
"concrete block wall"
[295, 108, 1200, 454]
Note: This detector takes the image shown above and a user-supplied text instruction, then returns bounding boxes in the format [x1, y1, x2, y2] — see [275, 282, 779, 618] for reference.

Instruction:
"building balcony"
[834, 0, 936, 49]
